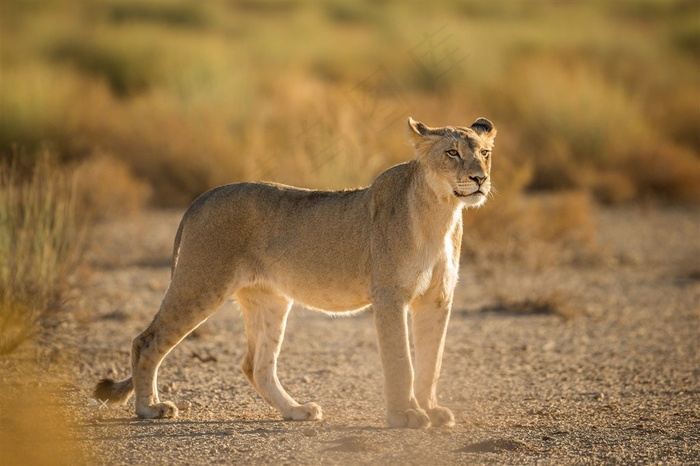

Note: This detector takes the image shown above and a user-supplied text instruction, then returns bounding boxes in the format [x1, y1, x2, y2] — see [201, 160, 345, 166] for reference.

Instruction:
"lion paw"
[387, 408, 431, 429]
[426, 406, 455, 427]
[136, 401, 179, 419]
[283, 402, 323, 421]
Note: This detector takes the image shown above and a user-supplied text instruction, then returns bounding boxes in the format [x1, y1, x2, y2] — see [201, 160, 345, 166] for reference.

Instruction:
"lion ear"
[470, 117, 497, 144]
[408, 117, 430, 136]
[407, 117, 442, 146]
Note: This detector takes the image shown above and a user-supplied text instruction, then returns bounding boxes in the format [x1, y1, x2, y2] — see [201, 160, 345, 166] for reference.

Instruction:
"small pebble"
[176, 401, 192, 411]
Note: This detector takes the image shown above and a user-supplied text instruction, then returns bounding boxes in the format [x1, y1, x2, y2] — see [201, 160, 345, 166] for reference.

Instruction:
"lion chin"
[454, 190, 488, 207]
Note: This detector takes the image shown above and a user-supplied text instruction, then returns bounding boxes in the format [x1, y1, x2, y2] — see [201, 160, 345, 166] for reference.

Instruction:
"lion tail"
[93, 377, 134, 405]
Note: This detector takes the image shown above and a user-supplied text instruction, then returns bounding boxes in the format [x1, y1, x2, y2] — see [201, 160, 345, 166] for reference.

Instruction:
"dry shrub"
[0, 156, 87, 354]
[590, 171, 638, 205]
[237, 74, 398, 191]
[0, 64, 86, 155]
[460, 132, 600, 265]
[655, 86, 700, 154]
[529, 193, 598, 246]
[98, 0, 214, 30]
[529, 137, 590, 192]
[463, 190, 598, 266]
[65, 85, 245, 206]
[73, 153, 151, 220]
[624, 144, 700, 203]
[499, 58, 648, 190]
[47, 34, 161, 97]
[493, 51, 699, 205]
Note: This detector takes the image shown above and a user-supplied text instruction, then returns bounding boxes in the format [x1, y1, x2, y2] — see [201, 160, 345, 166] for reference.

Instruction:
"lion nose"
[469, 175, 487, 186]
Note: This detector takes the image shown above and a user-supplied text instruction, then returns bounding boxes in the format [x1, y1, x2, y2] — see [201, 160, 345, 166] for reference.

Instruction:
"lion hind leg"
[131, 277, 231, 419]
[237, 287, 322, 421]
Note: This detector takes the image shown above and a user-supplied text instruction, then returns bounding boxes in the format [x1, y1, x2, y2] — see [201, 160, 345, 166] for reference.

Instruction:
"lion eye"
[446, 149, 460, 158]
[481, 149, 491, 158]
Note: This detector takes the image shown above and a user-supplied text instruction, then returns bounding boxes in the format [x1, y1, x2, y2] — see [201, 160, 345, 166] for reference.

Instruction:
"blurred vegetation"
[1, 0, 699, 350]
[1, 0, 697, 205]
[0, 375, 83, 464]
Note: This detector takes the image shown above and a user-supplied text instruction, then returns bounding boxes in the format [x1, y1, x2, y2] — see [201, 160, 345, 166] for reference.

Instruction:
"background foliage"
[2, 0, 698, 205]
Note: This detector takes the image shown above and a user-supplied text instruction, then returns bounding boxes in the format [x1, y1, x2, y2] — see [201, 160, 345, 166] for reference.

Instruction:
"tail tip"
[93, 378, 116, 402]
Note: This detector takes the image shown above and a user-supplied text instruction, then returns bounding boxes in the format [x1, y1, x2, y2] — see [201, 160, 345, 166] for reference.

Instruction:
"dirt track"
[7, 204, 700, 465]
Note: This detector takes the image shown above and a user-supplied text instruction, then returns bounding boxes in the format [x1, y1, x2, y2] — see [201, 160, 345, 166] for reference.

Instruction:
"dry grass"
[623, 144, 700, 203]
[0, 156, 87, 354]
[462, 190, 599, 265]
[0, 151, 149, 353]
[73, 153, 151, 220]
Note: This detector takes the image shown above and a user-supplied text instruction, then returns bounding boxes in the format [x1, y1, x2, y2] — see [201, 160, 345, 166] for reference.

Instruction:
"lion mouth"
[454, 190, 485, 198]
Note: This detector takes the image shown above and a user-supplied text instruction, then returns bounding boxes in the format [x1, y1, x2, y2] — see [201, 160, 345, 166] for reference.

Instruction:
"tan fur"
[94, 117, 496, 428]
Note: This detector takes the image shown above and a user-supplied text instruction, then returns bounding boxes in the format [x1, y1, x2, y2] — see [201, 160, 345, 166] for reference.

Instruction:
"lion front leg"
[373, 292, 430, 429]
[410, 287, 456, 427]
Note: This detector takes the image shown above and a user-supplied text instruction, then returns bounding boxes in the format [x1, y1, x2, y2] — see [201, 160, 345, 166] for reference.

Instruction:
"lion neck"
[407, 160, 464, 242]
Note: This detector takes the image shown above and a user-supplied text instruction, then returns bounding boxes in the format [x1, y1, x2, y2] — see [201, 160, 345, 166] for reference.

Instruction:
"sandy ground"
[3, 203, 699, 465]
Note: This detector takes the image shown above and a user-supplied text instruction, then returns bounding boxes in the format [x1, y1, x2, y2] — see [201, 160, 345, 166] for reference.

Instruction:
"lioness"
[95, 117, 495, 428]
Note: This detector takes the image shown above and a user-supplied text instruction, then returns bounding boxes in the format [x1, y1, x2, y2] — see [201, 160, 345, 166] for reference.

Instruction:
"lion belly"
[273, 270, 372, 313]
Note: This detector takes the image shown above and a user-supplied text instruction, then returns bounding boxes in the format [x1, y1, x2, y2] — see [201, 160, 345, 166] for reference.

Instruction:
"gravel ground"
[2, 204, 699, 465]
